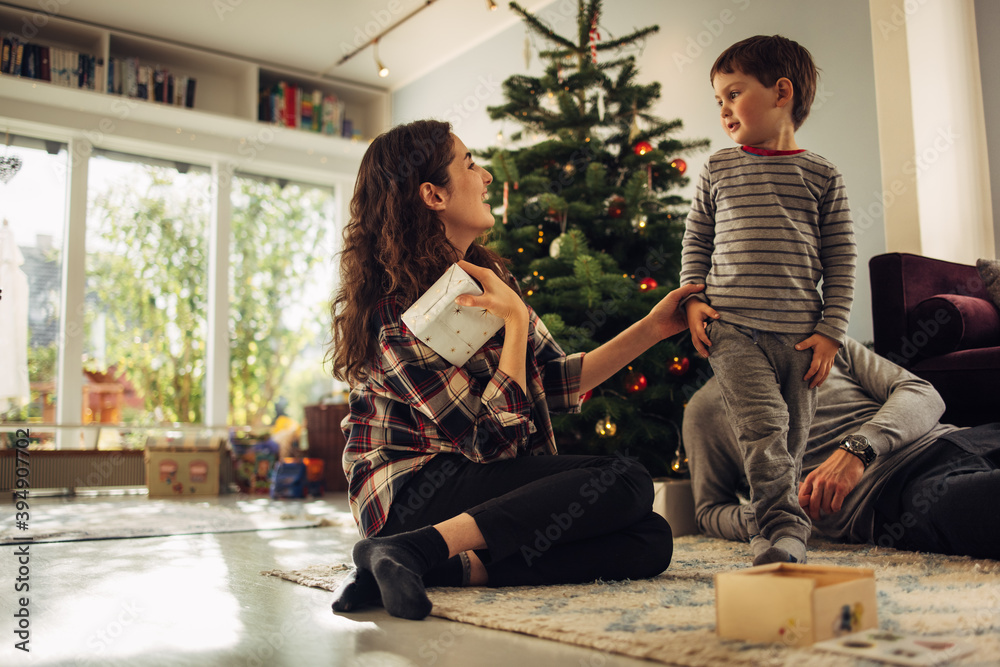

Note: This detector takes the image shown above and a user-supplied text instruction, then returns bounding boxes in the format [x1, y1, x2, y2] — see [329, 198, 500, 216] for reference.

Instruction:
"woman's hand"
[455, 260, 528, 327]
[577, 283, 711, 394]
[455, 260, 529, 392]
[650, 284, 713, 342]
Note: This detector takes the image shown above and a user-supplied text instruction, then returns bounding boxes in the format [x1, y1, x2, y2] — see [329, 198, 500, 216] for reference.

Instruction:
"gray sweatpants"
[705, 320, 817, 544]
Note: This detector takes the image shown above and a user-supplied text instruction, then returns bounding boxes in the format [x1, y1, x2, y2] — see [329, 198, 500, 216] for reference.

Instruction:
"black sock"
[331, 567, 381, 612]
[352, 526, 450, 620]
[423, 554, 468, 588]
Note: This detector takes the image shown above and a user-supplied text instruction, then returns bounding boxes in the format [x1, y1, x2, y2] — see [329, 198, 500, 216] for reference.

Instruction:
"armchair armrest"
[869, 253, 991, 365]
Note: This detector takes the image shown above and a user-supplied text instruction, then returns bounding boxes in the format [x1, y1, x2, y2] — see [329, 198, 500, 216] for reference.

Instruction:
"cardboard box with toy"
[715, 563, 878, 647]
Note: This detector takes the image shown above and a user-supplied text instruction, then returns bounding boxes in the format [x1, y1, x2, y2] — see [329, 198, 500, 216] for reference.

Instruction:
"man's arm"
[838, 338, 946, 456]
[798, 338, 947, 519]
[683, 377, 750, 542]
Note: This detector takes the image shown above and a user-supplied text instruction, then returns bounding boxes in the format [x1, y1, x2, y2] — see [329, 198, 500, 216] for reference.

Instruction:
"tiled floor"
[0, 493, 654, 667]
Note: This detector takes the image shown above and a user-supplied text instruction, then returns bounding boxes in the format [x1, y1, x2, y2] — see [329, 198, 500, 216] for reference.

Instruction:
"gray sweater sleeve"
[814, 170, 856, 343]
[834, 338, 946, 456]
[679, 162, 714, 305]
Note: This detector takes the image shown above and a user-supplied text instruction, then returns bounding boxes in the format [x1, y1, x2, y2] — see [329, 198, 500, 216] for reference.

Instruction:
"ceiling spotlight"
[374, 38, 389, 78]
[487, 0, 498, 10]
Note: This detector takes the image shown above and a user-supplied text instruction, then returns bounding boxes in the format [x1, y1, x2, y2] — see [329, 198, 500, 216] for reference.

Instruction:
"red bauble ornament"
[668, 356, 690, 376]
[670, 158, 687, 174]
[607, 194, 625, 218]
[633, 140, 653, 156]
[624, 371, 648, 393]
[580, 389, 593, 403]
[638, 277, 658, 291]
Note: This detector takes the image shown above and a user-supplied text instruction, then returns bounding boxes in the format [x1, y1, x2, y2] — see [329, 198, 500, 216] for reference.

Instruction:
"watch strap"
[839, 443, 870, 467]
[839, 434, 876, 467]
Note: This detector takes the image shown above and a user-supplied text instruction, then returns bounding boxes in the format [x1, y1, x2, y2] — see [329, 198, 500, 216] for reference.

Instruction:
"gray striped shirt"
[681, 147, 856, 342]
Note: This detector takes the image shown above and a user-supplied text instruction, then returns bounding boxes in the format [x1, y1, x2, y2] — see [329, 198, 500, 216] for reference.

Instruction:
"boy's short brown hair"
[710, 35, 818, 130]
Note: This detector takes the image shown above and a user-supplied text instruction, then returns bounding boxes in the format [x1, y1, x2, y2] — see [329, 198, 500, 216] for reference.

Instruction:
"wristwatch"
[838, 434, 876, 468]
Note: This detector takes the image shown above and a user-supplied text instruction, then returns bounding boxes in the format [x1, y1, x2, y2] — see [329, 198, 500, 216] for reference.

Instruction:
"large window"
[85, 154, 212, 425]
[0, 136, 66, 435]
[228, 175, 336, 428]
[1, 136, 345, 445]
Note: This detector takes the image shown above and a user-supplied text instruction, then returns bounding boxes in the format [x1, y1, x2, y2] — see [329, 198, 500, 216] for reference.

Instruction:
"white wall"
[393, 0, 883, 343]
[976, 0, 1000, 258]
[907, 0, 993, 264]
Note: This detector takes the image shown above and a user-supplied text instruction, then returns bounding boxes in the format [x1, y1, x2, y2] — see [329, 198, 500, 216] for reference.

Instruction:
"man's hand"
[798, 449, 865, 520]
[685, 299, 720, 358]
[796, 333, 840, 388]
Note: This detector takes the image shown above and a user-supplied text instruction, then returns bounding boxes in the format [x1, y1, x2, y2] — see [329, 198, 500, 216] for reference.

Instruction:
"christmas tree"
[481, 0, 710, 477]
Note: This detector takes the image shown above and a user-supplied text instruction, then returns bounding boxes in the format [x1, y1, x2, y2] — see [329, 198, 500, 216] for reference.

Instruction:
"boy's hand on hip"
[685, 298, 719, 358]
[796, 333, 840, 388]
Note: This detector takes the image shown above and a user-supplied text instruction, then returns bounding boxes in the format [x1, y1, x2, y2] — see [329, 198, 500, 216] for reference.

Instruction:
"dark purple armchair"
[870, 252, 1000, 426]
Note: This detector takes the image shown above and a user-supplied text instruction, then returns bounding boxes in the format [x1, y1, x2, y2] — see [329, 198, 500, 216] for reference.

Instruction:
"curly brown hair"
[710, 35, 819, 130]
[329, 119, 512, 385]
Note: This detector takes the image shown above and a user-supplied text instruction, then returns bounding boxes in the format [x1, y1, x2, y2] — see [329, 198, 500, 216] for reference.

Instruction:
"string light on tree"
[668, 356, 690, 376]
[595, 415, 617, 437]
[671, 440, 689, 475]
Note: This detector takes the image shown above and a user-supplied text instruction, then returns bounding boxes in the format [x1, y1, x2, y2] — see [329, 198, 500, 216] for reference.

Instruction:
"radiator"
[0, 451, 146, 491]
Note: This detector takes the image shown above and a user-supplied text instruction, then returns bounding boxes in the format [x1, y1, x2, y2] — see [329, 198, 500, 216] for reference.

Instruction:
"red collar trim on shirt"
[741, 146, 807, 156]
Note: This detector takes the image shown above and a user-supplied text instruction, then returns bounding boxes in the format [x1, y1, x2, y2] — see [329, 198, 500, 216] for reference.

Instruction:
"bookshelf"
[0, 4, 389, 175]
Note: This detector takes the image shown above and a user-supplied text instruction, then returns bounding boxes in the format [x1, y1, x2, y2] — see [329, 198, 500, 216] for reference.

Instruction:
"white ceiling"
[3, 0, 554, 91]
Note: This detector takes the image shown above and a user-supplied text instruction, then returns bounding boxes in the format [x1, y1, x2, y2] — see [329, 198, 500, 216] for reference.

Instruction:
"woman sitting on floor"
[328, 119, 702, 620]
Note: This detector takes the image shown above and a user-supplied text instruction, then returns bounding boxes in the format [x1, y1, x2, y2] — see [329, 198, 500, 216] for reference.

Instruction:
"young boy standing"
[680, 35, 857, 565]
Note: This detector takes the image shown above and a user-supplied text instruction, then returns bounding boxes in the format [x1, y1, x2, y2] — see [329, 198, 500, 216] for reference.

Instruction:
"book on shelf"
[259, 79, 349, 137]
[0, 32, 101, 90]
[105, 56, 197, 107]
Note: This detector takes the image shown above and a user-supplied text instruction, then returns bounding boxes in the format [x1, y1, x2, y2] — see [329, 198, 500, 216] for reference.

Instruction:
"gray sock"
[774, 536, 807, 563]
[752, 537, 807, 566]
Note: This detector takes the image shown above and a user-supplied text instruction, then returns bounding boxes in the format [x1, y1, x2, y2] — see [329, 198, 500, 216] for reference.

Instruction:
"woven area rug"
[264, 535, 1000, 666]
[0, 498, 354, 544]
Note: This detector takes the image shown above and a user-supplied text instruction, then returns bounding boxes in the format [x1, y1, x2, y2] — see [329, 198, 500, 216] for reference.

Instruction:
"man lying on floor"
[683, 337, 1000, 561]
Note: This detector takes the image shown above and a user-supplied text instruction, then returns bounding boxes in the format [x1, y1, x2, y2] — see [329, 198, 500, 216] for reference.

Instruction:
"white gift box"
[402, 264, 505, 367]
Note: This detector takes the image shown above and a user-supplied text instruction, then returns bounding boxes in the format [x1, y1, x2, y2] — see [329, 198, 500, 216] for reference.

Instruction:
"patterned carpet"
[264, 534, 1000, 666]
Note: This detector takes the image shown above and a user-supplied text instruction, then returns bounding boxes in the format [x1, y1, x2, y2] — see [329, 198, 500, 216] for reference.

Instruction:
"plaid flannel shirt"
[342, 294, 585, 537]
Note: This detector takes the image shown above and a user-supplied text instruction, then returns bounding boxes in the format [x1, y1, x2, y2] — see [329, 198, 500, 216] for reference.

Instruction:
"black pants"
[377, 453, 673, 587]
[872, 425, 1000, 560]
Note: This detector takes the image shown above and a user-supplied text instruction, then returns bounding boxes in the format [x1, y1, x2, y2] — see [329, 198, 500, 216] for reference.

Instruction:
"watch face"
[844, 435, 874, 462]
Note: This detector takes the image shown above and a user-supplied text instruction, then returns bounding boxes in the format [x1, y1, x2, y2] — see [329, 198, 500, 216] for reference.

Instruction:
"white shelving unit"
[0, 4, 389, 178]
